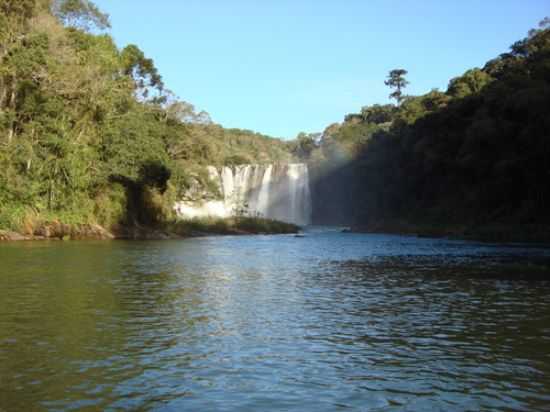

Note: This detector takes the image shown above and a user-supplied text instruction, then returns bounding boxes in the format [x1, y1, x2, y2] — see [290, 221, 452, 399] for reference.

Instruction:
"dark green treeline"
[3, 1, 549, 238]
[293, 19, 550, 238]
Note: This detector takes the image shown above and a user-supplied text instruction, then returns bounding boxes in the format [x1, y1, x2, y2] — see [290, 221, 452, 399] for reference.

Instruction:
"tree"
[385, 69, 409, 105]
[360, 104, 396, 124]
[447, 69, 493, 98]
[0, 0, 297, 233]
[291, 132, 318, 159]
[0, 0, 36, 44]
[121, 44, 164, 99]
[164, 100, 212, 125]
[51, 0, 110, 31]
[527, 16, 550, 37]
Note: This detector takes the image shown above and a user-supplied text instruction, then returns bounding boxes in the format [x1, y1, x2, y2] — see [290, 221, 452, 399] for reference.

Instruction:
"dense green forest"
[300, 18, 550, 240]
[2, 0, 549, 241]
[0, 0, 292, 234]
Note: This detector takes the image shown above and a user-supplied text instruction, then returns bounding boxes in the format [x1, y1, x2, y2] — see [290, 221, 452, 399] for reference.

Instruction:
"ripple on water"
[0, 232, 550, 411]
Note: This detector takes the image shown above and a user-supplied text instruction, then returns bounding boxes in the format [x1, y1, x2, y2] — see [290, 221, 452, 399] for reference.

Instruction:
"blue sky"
[94, 0, 549, 139]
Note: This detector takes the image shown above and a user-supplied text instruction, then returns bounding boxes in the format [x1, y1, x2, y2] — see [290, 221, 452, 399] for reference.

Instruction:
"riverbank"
[352, 221, 550, 243]
[0, 217, 299, 241]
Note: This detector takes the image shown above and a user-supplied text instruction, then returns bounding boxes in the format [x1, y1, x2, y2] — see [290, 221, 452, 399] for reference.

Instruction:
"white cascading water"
[256, 165, 272, 214]
[174, 164, 312, 225]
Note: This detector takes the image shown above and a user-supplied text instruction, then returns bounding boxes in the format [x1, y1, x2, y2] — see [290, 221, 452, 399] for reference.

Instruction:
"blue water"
[1, 229, 549, 411]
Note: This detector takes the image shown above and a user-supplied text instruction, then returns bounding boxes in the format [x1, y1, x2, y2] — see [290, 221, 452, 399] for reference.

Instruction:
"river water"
[1, 229, 550, 411]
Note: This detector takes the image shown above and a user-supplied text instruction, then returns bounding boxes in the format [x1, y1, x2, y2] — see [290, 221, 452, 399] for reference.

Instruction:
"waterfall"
[174, 164, 312, 225]
[256, 165, 272, 214]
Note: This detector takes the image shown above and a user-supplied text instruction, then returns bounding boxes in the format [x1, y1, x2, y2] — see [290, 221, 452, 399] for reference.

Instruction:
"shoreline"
[4, 219, 548, 244]
[0, 217, 300, 242]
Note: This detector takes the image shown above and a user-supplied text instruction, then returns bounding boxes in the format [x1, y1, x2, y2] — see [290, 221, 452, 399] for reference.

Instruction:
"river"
[1, 228, 549, 411]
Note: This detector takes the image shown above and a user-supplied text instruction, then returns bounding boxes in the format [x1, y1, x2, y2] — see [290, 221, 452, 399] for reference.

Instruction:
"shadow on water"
[332, 254, 550, 281]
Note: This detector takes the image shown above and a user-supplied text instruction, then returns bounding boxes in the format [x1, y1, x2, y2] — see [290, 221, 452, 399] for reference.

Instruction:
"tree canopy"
[303, 18, 550, 234]
[51, 0, 110, 31]
[384, 69, 409, 105]
[0, 1, 293, 232]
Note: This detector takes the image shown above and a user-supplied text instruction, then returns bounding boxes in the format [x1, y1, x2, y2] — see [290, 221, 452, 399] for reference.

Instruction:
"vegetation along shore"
[1, 0, 549, 242]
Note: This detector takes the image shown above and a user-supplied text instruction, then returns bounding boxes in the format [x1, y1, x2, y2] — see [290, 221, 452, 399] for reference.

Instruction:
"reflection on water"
[1, 231, 549, 411]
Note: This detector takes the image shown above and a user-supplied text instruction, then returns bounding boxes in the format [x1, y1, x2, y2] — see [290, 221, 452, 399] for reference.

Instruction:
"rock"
[2, 222, 114, 241]
[33, 222, 114, 240]
[34, 225, 51, 238]
[0, 230, 30, 241]
[72, 224, 114, 240]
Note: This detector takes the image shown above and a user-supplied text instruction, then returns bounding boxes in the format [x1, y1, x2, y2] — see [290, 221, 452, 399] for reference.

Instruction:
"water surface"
[1, 229, 550, 411]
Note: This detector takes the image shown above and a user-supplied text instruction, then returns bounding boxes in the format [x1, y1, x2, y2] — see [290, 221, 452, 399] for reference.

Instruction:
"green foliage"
[447, 69, 493, 98]
[171, 216, 298, 236]
[121, 44, 164, 99]
[0, 0, 36, 43]
[224, 154, 252, 166]
[306, 19, 550, 230]
[385, 69, 409, 105]
[360, 104, 395, 124]
[164, 100, 212, 125]
[0, 0, 35, 20]
[51, 0, 110, 31]
[0, 204, 32, 232]
[168, 123, 292, 167]
[0, 3, 293, 233]
[288, 132, 319, 160]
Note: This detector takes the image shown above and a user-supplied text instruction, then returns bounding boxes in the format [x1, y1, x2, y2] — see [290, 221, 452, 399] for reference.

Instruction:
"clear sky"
[94, 0, 549, 139]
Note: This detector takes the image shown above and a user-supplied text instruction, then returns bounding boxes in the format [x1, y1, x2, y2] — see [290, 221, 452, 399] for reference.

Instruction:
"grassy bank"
[0, 215, 299, 241]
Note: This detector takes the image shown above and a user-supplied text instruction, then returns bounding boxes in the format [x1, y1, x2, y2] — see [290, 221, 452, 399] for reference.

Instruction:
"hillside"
[0, 0, 293, 234]
[302, 19, 550, 240]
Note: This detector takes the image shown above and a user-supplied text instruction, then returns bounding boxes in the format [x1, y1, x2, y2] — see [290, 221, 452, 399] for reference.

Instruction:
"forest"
[0, 0, 293, 236]
[2, 0, 549, 241]
[301, 18, 550, 240]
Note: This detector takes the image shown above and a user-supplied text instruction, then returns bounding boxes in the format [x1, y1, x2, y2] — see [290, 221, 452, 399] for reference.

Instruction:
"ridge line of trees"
[294, 18, 550, 229]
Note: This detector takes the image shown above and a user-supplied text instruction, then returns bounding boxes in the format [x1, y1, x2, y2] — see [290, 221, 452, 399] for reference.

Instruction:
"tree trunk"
[0, 78, 6, 108]
[7, 84, 16, 144]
